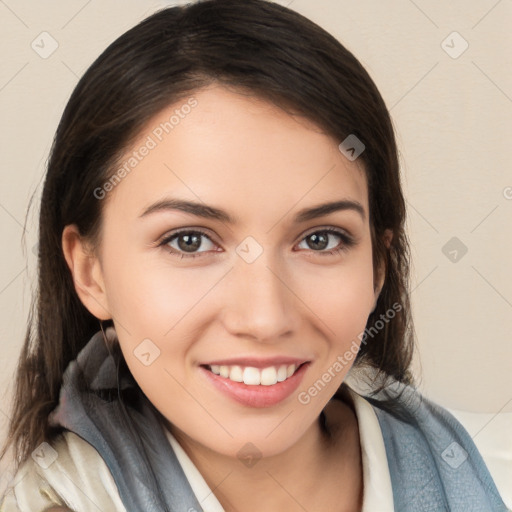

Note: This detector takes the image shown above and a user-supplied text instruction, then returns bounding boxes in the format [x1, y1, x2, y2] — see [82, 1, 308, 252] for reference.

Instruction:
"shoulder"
[1, 432, 126, 512]
[360, 381, 509, 511]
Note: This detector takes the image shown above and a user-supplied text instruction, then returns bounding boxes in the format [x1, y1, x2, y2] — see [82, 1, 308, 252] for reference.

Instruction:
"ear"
[371, 229, 393, 312]
[61, 224, 112, 320]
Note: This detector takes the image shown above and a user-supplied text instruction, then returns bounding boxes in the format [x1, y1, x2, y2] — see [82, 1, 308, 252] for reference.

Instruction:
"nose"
[220, 253, 300, 343]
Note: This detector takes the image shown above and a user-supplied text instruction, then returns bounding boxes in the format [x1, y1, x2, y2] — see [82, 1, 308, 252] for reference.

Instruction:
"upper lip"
[201, 357, 310, 369]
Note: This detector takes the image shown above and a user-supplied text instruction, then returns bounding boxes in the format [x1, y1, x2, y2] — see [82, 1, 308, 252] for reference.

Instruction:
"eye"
[296, 228, 354, 255]
[157, 227, 355, 260]
[159, 229, 219, 258]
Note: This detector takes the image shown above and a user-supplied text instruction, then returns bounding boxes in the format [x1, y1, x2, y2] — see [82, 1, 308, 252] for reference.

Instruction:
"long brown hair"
[1, 0, 413, 471]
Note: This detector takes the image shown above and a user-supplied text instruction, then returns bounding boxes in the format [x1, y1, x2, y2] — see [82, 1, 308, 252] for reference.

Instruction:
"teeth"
[229, 365, 243, 382]
[277, 365, 288, 382]
[261, 366, 277, 386]
[208, 363, 299, 385]
[243, 367, 261, 385]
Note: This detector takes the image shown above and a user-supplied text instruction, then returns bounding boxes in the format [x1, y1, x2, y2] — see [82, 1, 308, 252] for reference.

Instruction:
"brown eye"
[159, 229, 218, 258]
[176, 232, 203, 252]
[296, 228, 355, 256]
[305, 232, 330, 250]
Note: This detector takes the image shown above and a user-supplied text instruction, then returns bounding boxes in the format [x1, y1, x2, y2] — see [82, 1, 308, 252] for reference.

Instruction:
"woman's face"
[82, 85, 379, 458]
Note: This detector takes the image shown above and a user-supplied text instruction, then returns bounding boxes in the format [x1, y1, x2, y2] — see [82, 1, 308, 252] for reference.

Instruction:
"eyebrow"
[139, 198, 366, 223]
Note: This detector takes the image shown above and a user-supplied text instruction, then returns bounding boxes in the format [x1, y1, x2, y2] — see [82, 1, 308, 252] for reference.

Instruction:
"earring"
[99, 320, 118, 349]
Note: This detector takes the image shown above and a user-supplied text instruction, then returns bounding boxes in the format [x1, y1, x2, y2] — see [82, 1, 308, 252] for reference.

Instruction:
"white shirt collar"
[163, 386, 394, 511]
[345, 385, 394, 511]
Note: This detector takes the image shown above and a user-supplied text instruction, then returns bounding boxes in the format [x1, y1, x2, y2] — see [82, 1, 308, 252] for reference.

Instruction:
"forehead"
[107, 85, 368, 226]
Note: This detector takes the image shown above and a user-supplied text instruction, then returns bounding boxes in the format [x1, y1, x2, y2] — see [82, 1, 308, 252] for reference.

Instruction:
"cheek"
[102, 246, 215, 332]
[293, 253, 375, 400]
[100, 248, 228, 389]
[325, 275, 375, 344]
[103, 256, 201, 411]
[295, 248, 375, 337]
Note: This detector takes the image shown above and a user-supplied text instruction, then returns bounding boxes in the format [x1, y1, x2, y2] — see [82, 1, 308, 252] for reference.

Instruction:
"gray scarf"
[48, 328, 508, 512]
[49, 327, 202, 512]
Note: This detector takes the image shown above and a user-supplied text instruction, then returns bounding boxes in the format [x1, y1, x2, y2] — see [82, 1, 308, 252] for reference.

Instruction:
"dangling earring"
[99, 319, 118, 351]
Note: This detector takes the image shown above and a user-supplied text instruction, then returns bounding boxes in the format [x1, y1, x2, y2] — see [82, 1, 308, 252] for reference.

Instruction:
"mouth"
[199, 361, 311, 408]
[203, 362, 307, 386]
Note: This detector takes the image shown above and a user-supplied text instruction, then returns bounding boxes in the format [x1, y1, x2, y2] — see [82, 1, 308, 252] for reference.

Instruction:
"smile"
[200, 361, 310, 408]
[207, 363, 300, 386]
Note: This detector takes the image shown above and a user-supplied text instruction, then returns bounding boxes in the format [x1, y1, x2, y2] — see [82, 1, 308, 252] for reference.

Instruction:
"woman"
[0, 0, 508, 510]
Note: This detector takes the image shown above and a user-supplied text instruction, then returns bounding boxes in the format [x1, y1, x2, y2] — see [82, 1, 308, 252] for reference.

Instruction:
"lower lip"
[200, 363, 310, 408]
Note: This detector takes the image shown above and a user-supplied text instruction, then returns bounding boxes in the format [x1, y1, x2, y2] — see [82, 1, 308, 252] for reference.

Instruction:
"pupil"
[309, 232, 328, 250]
[178, 233, 201, 252]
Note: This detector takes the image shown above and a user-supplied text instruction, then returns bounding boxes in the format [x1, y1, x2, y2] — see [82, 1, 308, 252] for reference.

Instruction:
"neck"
[162, 391, 363, 512]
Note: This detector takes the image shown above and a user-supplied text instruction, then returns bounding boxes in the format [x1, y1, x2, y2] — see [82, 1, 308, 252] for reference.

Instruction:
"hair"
[1, 0, 414, 471]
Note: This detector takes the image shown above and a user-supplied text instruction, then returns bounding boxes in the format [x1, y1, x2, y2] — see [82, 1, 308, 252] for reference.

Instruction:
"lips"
[200, 359, 310, 408]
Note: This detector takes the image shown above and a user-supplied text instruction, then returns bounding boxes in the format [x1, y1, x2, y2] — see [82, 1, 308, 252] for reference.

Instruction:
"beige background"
[1, 0, 511, 503]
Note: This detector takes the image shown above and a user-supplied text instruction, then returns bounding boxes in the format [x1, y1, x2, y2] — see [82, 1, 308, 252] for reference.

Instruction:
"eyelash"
[157, 227, 355, 260]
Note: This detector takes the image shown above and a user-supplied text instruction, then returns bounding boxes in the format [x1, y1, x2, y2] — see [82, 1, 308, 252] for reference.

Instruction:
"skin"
[62, 85, 387, 511]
